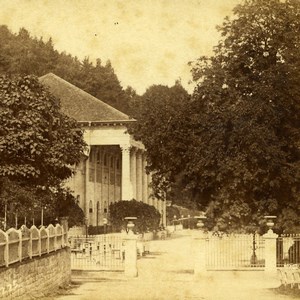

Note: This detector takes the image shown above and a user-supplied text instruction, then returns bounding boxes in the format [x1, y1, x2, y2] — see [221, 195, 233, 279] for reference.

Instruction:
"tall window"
[110, 157, 114, 169]
[96, 201, 100, 226]
[103, 153, 108, 184]
[89, 149, 95, 182]
[110, 156, 115, 185]
[96, 150, 101, 183]
[116, 157, 121, 186]
[89, 200, 93, 213]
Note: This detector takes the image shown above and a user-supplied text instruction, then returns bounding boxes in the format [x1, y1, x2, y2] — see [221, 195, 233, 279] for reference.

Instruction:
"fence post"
[38, 228, 41, 257]
[193, 216, 207, 276]
[54, 225, 57, 251]
[54, 224, 61, 250]
[18, 229, 22, 263]
[0, 230, 9, 267]
[28, 227, 33, 259]
[263, 216, 278, 276]
[122, 230, 138, 277]
[60, 217, 69, 246]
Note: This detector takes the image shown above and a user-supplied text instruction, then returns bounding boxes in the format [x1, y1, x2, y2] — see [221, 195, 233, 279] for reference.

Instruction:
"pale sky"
[0, 0, 241, 94]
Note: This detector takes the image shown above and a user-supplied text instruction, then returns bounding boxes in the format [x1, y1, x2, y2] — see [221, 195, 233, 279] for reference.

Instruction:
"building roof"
[39, 73, 133, 124]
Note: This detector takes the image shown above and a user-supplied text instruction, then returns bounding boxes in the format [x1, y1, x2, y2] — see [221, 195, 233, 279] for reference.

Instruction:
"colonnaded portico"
[39, 73, 166, 228]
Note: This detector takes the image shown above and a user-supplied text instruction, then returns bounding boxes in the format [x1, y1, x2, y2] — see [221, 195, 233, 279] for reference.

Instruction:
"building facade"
[40, 73, 166, 227]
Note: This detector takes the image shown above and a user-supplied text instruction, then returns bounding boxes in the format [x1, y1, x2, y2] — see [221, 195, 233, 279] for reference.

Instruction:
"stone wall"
[0, 248, 71, 299]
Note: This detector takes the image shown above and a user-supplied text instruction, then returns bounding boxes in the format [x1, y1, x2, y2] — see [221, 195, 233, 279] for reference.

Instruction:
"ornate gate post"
[193, 215, 207, 276]
[263, 216, 278, 275]
[123, 217, 138, 277]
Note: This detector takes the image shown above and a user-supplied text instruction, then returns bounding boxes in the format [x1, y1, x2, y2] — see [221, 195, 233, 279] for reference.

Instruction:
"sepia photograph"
[0, 0, 300, 299]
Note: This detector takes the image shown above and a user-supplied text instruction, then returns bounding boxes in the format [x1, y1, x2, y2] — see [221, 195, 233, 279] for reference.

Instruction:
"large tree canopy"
[128, 82, 191, 200]
[187, 0, 300, 232]
[0, 74, 85, 185]
[0, 74, 86, 227]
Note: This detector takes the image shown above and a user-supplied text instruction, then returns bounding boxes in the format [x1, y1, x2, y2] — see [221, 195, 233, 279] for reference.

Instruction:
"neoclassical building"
[40, 73, 166, 227]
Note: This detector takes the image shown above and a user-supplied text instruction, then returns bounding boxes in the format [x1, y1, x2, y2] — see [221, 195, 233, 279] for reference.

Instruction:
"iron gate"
[277, 234, 300, 267]
[206, 233, 265, 270]
[69, 234, 124, 271]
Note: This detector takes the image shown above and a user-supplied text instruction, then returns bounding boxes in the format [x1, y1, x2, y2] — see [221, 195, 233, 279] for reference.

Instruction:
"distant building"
[40, 73, 166, 227]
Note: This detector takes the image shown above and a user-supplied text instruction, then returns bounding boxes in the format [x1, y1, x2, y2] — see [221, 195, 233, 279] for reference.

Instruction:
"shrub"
[109, 200, 161, 233]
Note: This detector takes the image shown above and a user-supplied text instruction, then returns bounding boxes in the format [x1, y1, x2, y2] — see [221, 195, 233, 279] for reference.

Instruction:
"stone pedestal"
[263, 230, 278, 275]
[123, 231, 138, 277]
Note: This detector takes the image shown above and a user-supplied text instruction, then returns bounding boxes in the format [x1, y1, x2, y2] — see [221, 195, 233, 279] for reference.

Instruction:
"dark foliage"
[0, 26, 133, 113]
[0, 74, 86, 227]
[109, 200, 161, 233]
[188, 0, 300, 232]
[128, 83, 191, 200]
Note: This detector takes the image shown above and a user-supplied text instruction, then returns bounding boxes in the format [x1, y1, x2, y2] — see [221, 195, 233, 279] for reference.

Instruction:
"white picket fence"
[0, 224, 68, 267]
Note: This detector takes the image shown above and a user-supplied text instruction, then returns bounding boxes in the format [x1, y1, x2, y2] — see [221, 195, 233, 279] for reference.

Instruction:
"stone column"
[142, 154, 148, 204]
[120, 145, 133, 201]
[107, 154, 111, 212]
[130, 148, 137, 200]
[136, 150, 143, 201]
[147, 174, 154, 206]
[263, 230, 278, 275]
[84, 158, 89, 216]
[123, 231, 138, 277]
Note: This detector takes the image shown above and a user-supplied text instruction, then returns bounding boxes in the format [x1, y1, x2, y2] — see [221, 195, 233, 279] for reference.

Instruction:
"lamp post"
[188, 215, 190, 230]
[103, 218, 108, 233]
[15, 213, 18, 228]
[103, 217, 108, 255]
[41, 205, 47, 227]
[85, 217, 89, 238]
[41, 207, 44, 226]
[250, 232, 258, 265]
[173, 215, 177, 231]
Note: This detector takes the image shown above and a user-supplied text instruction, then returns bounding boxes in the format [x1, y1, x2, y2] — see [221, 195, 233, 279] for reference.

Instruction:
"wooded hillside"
[0, 25, 133, 113]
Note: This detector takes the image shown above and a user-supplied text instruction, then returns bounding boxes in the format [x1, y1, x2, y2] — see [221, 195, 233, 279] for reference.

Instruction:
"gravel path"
[57, 231, 292, 300]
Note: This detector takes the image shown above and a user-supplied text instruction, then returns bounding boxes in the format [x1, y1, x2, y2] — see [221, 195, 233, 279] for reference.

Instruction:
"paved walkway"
[57, 231, 291, 300]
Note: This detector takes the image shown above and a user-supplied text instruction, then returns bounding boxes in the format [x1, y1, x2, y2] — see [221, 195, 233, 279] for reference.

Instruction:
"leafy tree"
[166, 205, 180, 226]
[73, 58, 130, 113]
[187, 0, 300, 232]
[48, 187, 85, 228]
[0, 180, 84, 229]
[128, 83, 191, 200]
[0, 74, 86, 226]
[109, 200, 161, 233]
[0, 74, 85, 184]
